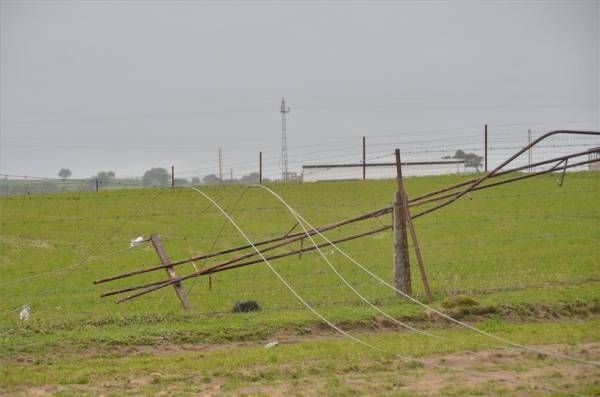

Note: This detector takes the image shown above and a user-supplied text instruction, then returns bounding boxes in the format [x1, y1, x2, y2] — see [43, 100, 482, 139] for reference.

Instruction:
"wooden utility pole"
[484, 124, 488, 173]
[95, 178, 99, 192]
[392, 149, 433, 302]
[393, 149, 411, 296]
[401, 192, 433, 302]
[219, 148, 223, 184]
[528, 129, 532, 173]
[362, 136, 366, 180]
[259, 151, 263, 184]
[150, 234, 191, 310]
[171, 166, 175, 187]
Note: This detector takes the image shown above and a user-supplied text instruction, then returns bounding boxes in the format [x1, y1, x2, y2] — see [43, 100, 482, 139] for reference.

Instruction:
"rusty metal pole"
[171, 166, 175, 187]
[259, 151, 263, 184]
[484, 124, 488, 173]
[362, 136, 366, 180]
[393, 149, 411, 297]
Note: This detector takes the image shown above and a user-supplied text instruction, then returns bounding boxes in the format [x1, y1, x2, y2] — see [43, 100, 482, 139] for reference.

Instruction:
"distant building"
[302, 160, 466, 182]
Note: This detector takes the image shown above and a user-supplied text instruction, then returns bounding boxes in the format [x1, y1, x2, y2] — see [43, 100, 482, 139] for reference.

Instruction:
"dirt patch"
[3, 306, 599, 366]
[0, 236, 56, 249]
[11, 342, 600, 396]
[409, 342, 600, 395]
[23, 386, 57, 396]
[228, 342, 600, 397]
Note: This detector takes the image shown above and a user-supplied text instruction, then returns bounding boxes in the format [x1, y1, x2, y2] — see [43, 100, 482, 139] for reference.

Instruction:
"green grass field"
[1, 172, 599, 395]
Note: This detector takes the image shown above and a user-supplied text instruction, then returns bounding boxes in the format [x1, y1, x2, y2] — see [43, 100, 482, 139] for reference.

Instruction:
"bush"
[441, 294, 479, 309]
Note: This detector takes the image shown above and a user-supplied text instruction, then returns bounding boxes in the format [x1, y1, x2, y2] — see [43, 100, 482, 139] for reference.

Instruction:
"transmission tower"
[280, 97, 290, 182]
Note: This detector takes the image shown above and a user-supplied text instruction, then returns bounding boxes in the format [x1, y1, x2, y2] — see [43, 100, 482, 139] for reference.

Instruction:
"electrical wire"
[183, 186, 587, 397]
[183, 186, 383, 352]
[254, 184, 600, 368]
[251, 185, 440, 339]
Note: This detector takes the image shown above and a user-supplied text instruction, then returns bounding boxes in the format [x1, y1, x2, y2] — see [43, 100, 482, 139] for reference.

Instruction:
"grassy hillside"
[1, 172, 599, 395]
[0, 172, 599, 350]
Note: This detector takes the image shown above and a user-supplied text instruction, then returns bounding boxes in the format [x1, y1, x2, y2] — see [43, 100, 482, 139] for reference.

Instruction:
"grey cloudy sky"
[1, 0, 599, 179]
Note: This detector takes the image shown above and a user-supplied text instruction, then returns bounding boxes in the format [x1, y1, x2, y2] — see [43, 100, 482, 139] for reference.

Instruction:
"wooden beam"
[112, 226, 391, 303]
[393, 149, 411, 296]
[150, 234, 191, 310]
[401, 189, 433, 302]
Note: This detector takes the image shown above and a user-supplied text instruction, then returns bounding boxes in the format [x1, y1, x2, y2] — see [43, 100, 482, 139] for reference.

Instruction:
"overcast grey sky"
[1, 0, 599, 179]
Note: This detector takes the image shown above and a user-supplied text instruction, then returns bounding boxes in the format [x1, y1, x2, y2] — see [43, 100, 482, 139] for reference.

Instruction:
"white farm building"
[302, 160, 466, 182]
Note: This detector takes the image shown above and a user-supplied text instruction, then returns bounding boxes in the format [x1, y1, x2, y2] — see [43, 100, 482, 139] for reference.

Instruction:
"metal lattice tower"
[280, 97, 290, 182]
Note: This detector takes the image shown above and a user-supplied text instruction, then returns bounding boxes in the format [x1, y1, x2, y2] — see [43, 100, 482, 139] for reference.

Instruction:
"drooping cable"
[254, 184, 600, 368]
[183, 186, 586, 397]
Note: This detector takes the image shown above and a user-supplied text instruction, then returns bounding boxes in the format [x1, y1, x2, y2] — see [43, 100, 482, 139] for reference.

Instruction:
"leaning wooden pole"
[401, 188, 433, 303]
[393, 149, 411, 296]
[150, 234, 191, 310]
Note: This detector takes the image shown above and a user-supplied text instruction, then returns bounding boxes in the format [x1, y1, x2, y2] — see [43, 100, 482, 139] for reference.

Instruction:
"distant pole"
[280, 97, 290, 183]
[484, 124, 488, 173]
[528, 129, 532, 173]
[171, 165, 175, 187]
[218, 148, 223, 184]
[259, 151, 263, 184]
[362, 136, 366, 180]
[95, 178, 99, 192]
[230, 169, 233, 183]
[393, 149, 411, 296]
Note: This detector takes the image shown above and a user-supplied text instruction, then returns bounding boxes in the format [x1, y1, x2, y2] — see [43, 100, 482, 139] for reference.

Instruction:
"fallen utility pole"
[94, 130, 599, 307]
[96, 146, 600, 288]
[108, 226, 391, 303]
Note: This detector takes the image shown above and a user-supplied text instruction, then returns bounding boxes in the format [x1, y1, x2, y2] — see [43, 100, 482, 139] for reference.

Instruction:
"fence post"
[393, 149, 411, 296]
[484, 124, 488, 173]
[528, 129, 532, 173]
[171, 166, 175, 187]
[362, 136, 366, 180]
[150, 234, 191, 310]
[259, 151, 263, 184]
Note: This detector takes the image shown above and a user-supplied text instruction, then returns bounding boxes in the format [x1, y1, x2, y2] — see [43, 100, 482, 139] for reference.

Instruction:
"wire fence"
[0, 130, 598, 330]
[3, 121, 599, 193]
